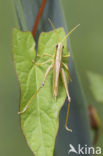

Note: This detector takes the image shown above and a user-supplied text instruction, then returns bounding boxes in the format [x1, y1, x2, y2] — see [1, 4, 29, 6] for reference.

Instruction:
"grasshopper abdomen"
[53, 42, 64, 98]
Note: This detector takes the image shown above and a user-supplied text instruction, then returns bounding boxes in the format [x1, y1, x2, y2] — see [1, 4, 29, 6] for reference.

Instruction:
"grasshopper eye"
[56, 45, 58, 49]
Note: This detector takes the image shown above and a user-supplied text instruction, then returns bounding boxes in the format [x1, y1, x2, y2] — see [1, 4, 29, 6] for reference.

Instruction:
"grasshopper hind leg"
[60, 68, 72, 132]
[18, 64, 53, 115]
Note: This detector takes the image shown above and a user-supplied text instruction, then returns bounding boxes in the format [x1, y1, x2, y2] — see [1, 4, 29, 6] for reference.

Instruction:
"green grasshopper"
[18, 19, 80, 132]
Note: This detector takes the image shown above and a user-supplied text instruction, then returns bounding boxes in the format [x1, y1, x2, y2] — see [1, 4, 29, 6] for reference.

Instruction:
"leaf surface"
[13, 28, 69, 156]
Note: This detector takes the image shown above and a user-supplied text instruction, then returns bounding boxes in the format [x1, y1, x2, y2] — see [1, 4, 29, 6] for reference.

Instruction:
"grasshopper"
[18, 19, 80, 132]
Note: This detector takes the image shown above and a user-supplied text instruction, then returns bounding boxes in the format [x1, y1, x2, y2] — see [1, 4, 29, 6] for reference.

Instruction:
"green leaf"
[87, 71, 103, 103]
[13, 28, 69, 156]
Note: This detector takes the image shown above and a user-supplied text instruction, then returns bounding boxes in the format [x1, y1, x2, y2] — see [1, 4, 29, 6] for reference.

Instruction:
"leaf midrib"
[35, 67, 46, 156]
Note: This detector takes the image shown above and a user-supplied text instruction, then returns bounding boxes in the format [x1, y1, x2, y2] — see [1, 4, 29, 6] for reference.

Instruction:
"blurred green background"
[61, 0, 103, 106]
[61, 0, 103, 149]
[0, 0, 103, 155]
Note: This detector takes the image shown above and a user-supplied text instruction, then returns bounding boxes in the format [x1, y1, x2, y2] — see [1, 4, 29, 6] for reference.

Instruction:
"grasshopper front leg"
[32, 59, 52, 66]
[60, 68, 72, 132]
[18, 64, 53, 114]
[37, 53, 53, 58]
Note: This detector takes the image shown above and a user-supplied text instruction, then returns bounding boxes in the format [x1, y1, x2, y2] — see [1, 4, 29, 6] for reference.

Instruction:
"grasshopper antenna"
[48, 18, 60, 42]
[62, 24, 80, 43]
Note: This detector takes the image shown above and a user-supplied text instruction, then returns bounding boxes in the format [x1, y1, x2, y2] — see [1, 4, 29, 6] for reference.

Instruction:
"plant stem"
[32, 0, 47, 38]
